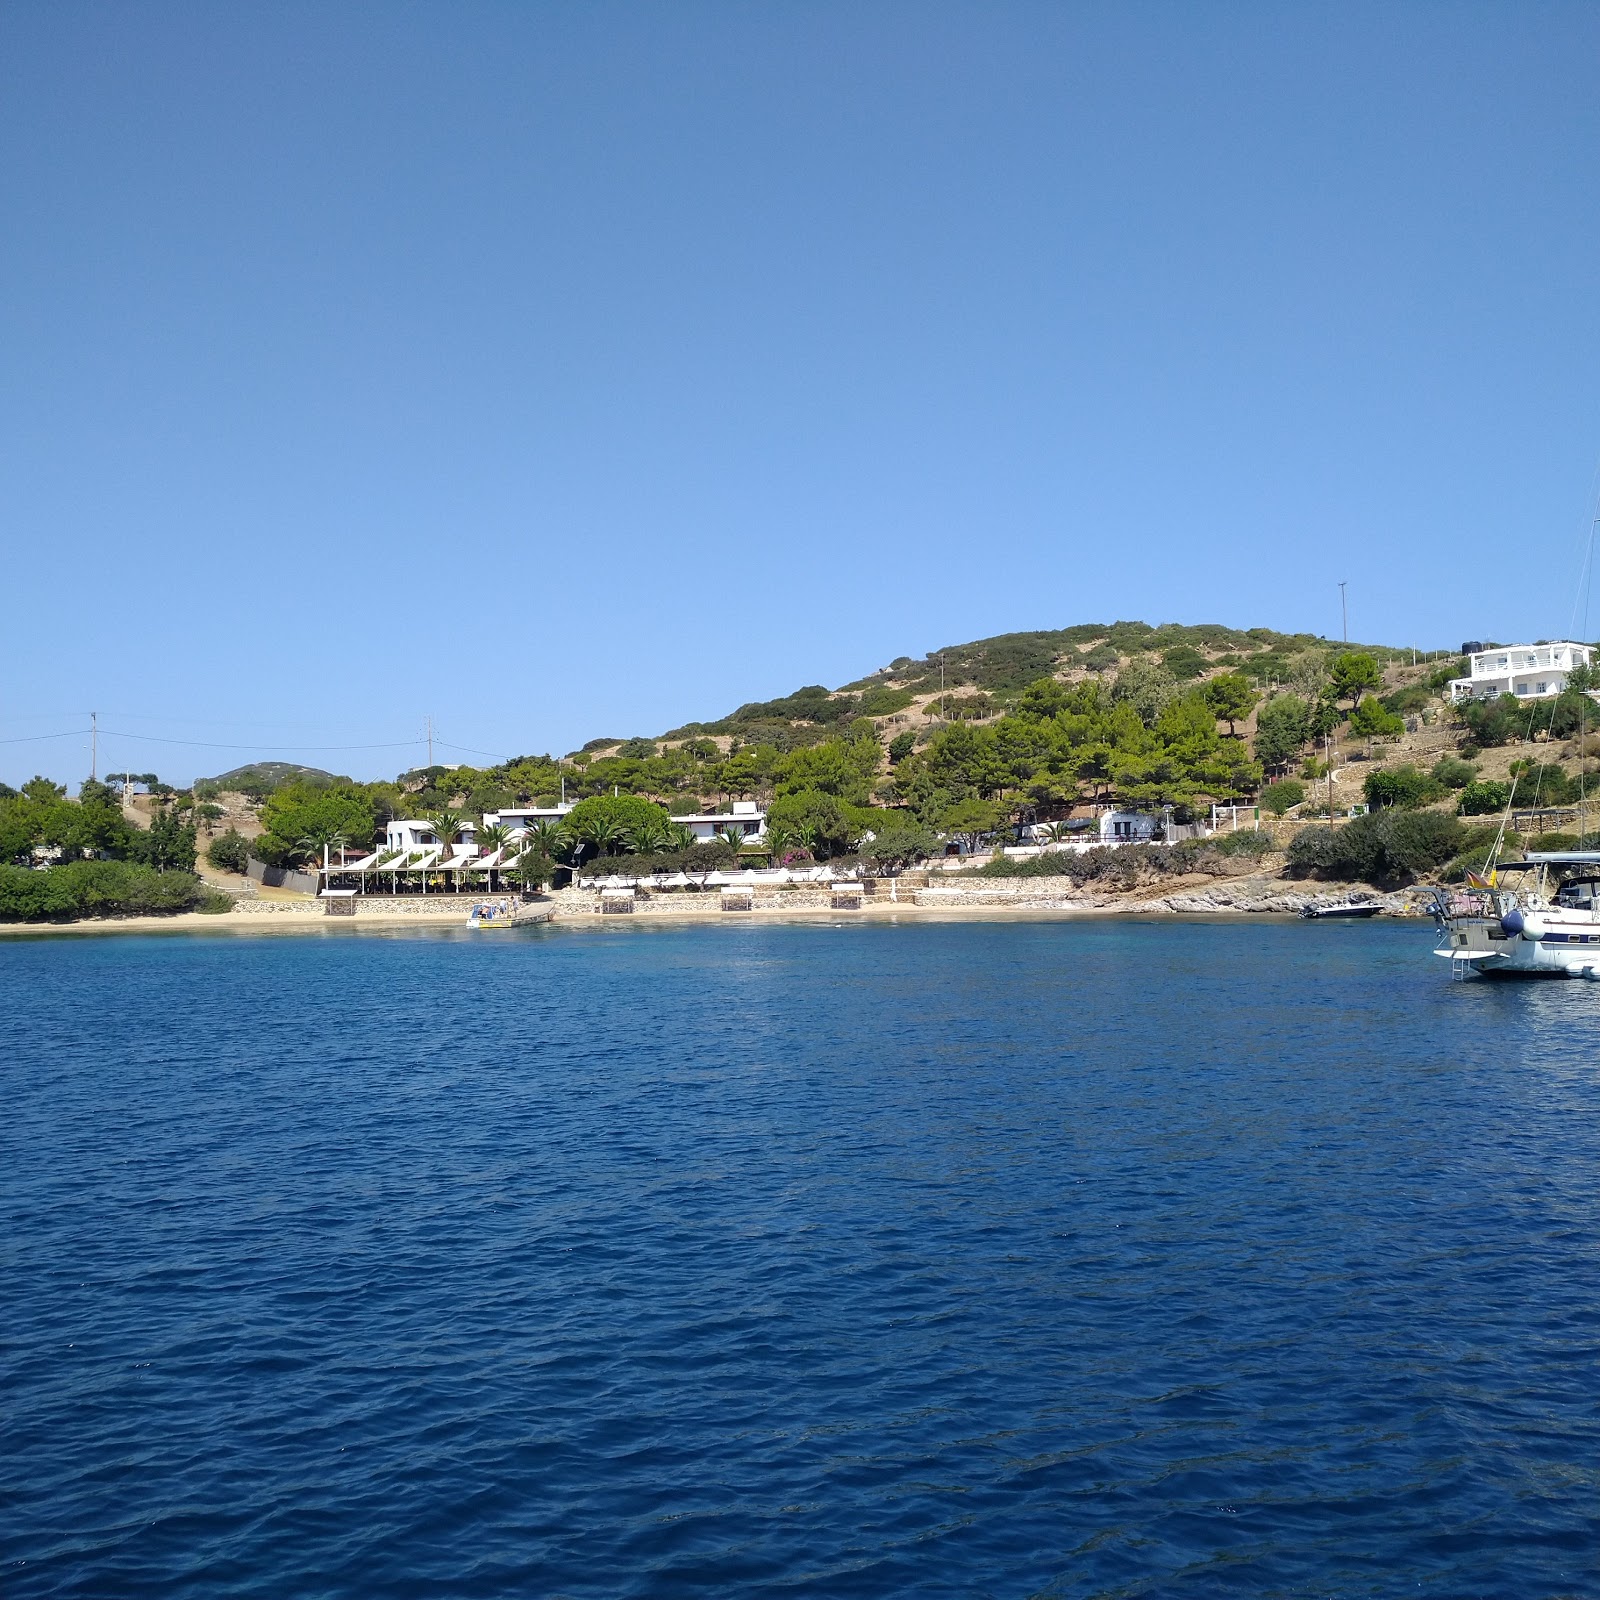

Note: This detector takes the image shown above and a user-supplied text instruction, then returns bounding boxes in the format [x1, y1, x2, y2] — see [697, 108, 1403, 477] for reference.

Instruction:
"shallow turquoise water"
[3, 918, 1598, 1597]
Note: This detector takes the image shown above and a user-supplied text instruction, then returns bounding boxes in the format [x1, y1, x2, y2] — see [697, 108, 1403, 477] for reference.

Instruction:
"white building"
[1099, 809, 1161, 843]
[385, 818, 476, 851]
[1449, 642, 1594, 704]
[482, 799, 766, 845]
[483, 805, 573, 837]
[670, 799, 766, 843]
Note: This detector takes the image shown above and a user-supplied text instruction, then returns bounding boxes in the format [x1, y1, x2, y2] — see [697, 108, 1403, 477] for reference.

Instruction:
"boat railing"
[1423, 885, 1515, 925]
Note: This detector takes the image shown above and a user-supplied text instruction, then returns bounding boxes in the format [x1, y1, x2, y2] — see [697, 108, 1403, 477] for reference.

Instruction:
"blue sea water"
[2, 917, 1599, 1599]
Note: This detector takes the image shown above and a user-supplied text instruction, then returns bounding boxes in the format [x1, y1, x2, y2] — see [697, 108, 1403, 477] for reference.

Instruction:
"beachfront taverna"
[1448, 641, 1594, 704]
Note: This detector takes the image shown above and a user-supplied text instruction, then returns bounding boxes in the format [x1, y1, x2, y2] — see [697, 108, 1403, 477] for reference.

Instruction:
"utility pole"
[939, 655, 945, 721]
[426, 714, 434, 767]
[1339, 582, 1348, 644]
[90, 711, 98, 781]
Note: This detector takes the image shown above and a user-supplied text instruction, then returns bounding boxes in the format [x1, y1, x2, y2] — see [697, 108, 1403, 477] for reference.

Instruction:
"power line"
[0, 728, 93, 745]
[434, 738, 511, 762]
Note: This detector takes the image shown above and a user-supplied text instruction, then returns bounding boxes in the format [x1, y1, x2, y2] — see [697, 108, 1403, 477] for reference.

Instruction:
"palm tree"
[627, 817, 671, 855]
[476, 822, 513, 856]
[426, 810, 462, 855]
[716, 825, 747, 857]
[572, 813, 624, 862]
[295, 827, 348, 867]
[471, 822, 512, 890]
[664, 822, 696, 853]
[526, 819, 573, 863]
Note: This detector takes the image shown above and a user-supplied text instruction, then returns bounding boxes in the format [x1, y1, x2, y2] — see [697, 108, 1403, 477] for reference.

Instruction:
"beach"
[0, 873, 1414, 935]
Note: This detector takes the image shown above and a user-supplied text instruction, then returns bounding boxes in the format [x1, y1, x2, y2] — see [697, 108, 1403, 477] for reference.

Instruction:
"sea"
[3, 917, 1598, 1598]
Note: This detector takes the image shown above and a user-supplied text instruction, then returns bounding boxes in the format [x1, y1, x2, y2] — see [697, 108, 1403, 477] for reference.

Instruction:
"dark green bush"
[1363, 766, 1443, 810]
[1260, 779, 1306, 816]
[580, 840, 739, 879]
[976, 839, 1248, 883]
[0, 862, 210, 921]
[859, 685, 916, 717]
[1286, 810, 1463, 884]
[1381, 683, 1434, 715]
[206, 829, 250, 873]
[1458, 780, 1510, 816]
[1459, 694, 1533, 748]
[1430, 756, 1478, 790]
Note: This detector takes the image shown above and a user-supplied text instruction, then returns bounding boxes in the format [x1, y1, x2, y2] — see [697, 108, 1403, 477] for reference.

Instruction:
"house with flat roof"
[1449, 642, 1593, 704]
[483, 805, 573, 836]
[670, 799, 766, 843]
[385, 818, 476, 851]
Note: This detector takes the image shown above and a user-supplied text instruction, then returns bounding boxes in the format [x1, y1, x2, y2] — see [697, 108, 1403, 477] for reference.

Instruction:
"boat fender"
[1500, 907, 1526, 938]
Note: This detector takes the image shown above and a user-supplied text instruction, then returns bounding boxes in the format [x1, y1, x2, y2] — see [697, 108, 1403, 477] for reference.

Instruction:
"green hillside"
[230, 619, 1468, 866]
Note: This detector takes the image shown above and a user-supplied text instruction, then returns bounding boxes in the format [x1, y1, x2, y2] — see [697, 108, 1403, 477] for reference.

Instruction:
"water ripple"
[2, 920, 1599, 1597]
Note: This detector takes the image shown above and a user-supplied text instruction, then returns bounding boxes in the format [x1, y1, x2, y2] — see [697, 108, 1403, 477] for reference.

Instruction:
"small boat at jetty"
[1299, 900, 1382, 920]
[466, 899, 550, 929]
[1425, 852, 1600, 978]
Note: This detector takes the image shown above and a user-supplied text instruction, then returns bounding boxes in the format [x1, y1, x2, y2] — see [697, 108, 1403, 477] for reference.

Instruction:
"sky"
[5, 2, 1600, 788]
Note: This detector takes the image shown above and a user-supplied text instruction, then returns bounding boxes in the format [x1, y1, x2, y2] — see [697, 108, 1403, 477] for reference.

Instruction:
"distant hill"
[202, 762, 338, 788]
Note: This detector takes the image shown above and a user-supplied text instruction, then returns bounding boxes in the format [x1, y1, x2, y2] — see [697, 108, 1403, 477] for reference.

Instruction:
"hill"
[202, 762, 338, 789]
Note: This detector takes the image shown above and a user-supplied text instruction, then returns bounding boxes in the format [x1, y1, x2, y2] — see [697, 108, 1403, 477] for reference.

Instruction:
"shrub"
[195, 887, 235, 914]
[859, 685, 916, 717]
[1211, 828, 1272, 858]
[579, 840, 738, 880]
[1363, 766, 1442, 811]
[1430, 756, 1478, 790]
[1260, 779, 1306, 816]
[1350, 696, 1406, 739]
[859, 823, 937, 872]
[1162, 644, 1208, 681]
[1459, 694, 1530, 748]
[1458, 780, 1510, 816]
[1381, 683, 1434, 715]
[1286, 810, 1463, 884]
[0, 862, 209, 921]
[1524, 831, 1581, 852]
[975, 840, 1236, 884]
[206, 828, 250, 873]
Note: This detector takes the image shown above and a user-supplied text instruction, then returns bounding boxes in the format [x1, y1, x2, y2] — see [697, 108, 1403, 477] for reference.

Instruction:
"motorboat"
[1298, 901, 1383, 920]
[1424, 851, 1600, 978]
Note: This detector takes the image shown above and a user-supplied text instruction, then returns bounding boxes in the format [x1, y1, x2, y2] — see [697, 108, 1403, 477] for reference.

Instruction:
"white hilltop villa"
[1448, 641, 1594, 705]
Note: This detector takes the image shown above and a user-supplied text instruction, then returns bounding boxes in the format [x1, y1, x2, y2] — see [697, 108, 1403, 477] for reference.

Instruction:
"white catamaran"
[1426, 852, 1600, 978]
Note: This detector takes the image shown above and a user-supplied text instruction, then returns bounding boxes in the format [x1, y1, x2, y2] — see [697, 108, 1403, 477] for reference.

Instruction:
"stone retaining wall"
[229, 894, 534, 918]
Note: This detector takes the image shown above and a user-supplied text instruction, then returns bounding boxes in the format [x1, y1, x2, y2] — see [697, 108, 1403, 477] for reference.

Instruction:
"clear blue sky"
[5, 3, 1600, 787]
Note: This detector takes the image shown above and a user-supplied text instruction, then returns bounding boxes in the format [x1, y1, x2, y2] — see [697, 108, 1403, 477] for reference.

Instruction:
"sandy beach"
[0, 876, 1414, 936]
